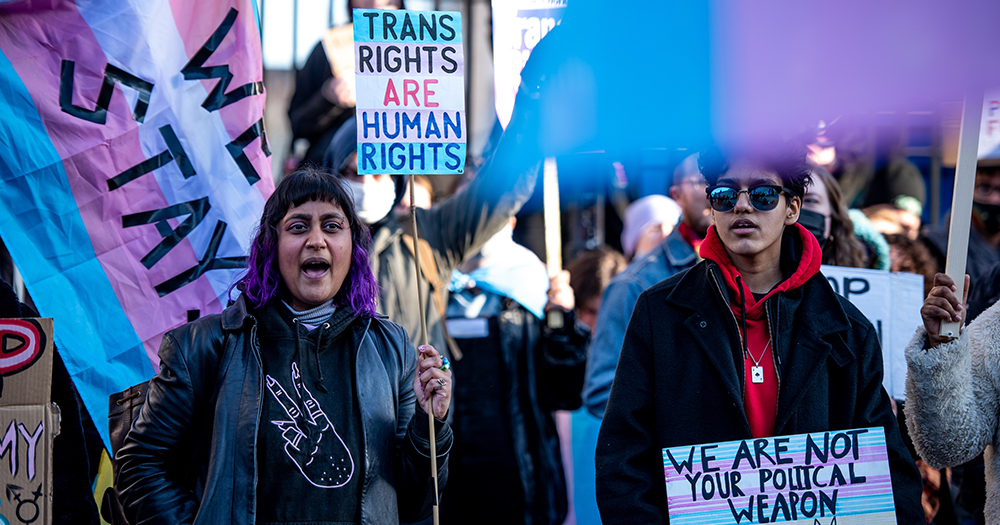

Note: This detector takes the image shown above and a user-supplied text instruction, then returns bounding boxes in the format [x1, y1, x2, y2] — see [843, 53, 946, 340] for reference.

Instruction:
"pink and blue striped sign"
[354, 9, 466, 175]
[663, 427, 895, 525]
[0, 0, 273, 447]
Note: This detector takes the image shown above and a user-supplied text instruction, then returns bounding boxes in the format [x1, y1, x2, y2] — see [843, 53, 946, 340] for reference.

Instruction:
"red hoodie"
[699, 222, 822, 438]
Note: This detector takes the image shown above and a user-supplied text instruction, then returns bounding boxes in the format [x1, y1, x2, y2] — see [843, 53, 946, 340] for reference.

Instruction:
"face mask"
[974, 201, 1000, 235]
[797, 208, 828, 247]
[344, 177, 396, 224]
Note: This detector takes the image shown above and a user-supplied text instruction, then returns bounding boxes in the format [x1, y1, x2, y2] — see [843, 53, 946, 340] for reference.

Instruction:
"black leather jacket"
[116, 296, 451, 525]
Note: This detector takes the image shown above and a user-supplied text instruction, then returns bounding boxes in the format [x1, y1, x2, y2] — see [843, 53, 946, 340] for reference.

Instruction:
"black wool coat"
[595, 259, 923, 524]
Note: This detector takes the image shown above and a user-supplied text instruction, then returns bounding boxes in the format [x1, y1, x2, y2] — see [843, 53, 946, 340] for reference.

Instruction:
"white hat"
[621, 195, 682, 257]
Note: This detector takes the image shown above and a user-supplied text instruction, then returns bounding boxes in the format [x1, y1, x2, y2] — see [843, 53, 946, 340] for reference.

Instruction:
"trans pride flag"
[0, 0, 273, 446]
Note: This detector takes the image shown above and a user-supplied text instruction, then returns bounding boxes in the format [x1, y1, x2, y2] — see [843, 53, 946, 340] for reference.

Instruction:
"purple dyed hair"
[234, 168, 379, 316]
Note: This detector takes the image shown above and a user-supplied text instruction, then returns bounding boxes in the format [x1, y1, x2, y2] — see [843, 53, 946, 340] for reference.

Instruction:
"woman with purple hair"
[117, 168, 453, 525]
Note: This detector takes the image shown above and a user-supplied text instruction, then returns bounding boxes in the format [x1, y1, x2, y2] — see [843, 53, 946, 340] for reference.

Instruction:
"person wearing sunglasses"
[594, 142, 922, 524]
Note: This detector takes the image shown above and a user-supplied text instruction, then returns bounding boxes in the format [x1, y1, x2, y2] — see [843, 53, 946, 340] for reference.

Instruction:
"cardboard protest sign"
[820, 266, 923, 400]
[354, 9, 466, 174]
[0, 0, 272, 448]
[0, 318, 61, 525]
[663, 428, 895, 525]
[323, 25, 356, 78]
[491, 0, 567, 129]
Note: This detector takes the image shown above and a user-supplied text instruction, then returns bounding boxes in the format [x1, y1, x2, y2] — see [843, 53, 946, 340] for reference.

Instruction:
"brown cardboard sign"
[0, 319, 53, 408]
[321, 25, 354, 78]
[0, 318, 59, 525]
[0, 404, 60, 525]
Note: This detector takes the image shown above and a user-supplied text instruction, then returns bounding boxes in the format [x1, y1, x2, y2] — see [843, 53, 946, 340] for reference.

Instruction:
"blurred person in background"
[394, 174, 434, 218]
[885, 233, 937, 296]
[925, 162, 1000, 292]
[808, 115, 926, 213]
[619, 195, 682, 261]
[441, 217, 588, 525]
[799, 167, 870, 268]
[865, 201, 923, 241]
[582, 153, 709, 418]
[566, 247, 627, 332]
[851, 209, 893, 271]
[287, 0, 403, 168]
[968, 260, 1000, 324]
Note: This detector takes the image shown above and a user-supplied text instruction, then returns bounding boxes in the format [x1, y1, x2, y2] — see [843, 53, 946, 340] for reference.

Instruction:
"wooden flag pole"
[940, 93, 983, 338]
[543, 157, 564, 329]
[408, 174, 440, 525]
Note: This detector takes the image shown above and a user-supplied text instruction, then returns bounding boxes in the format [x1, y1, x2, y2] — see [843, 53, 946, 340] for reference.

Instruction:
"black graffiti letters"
[182, 7, 265, 112]
[107, 125, 196, 190]
[227, 118, 270, 185]
[154, 221, 246, 297]
[122, 197, 211, 269]
[59, 60, 154, 124]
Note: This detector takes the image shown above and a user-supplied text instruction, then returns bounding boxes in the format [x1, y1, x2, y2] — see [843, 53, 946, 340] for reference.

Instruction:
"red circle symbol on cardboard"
[0, 319, 45, 377]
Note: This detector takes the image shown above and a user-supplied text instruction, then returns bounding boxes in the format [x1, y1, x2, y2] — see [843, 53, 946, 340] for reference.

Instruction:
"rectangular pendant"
[751, 366, 764, 384]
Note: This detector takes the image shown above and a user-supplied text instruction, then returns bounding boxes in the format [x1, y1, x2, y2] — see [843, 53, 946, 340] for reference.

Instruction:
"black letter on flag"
[60, 60, 154, 124]
[227, 118, 270, 185]
[107, 125, 196, 190]
[121, 196, 211, 269]
[154, 221, 246, 296]
[181, 7, 265, 112]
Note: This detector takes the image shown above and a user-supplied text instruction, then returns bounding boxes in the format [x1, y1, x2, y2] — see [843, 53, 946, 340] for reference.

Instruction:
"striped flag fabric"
[0, 0, 273, 446]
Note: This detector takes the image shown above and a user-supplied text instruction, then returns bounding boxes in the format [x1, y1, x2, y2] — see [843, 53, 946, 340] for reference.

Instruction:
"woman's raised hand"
[414, 344, 452, 420]
[921, 273, 971, 348]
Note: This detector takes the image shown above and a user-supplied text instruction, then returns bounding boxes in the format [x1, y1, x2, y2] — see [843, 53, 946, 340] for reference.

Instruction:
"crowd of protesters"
[7, 3, 1000, 525]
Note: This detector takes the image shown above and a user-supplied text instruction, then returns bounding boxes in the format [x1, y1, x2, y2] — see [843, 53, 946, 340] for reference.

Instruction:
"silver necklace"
[747, 338, 771, 385]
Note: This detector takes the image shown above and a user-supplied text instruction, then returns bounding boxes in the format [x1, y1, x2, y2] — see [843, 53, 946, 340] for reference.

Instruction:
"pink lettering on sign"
[403, 79, 420, 106]
[384, 79, 400, 106]
[424, 79, 439, 108]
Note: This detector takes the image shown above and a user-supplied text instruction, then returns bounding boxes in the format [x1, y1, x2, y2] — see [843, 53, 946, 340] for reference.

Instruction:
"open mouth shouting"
[301, 257, 331, 279]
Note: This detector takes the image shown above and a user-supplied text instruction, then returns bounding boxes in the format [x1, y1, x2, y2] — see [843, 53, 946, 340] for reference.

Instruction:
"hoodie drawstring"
[314, 322, 329, 393]
[736, 276, 749, 360]
[291, 318, 330, 393]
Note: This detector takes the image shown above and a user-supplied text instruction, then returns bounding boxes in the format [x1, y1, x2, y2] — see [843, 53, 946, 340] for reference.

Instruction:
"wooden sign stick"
[940, 93, 983, 338]
[543, 157, 564, 329]
[407, 173, 440, 525]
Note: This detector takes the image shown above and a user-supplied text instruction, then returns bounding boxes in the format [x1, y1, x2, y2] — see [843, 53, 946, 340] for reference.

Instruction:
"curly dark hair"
[698, 139, 812, 200]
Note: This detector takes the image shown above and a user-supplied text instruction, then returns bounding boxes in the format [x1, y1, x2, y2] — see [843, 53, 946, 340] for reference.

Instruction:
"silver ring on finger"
[437, 378, 446, 388]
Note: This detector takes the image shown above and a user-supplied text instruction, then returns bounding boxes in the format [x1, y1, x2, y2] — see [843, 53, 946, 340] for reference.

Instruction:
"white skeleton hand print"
[266, 362, 354, 488]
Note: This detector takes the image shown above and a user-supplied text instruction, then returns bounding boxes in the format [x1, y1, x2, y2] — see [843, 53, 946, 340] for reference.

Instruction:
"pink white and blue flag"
[0, 0, 273, 446]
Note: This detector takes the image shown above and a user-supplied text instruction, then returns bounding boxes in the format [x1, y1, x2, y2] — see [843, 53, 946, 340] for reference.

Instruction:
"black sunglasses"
[706, 184, 793, 212]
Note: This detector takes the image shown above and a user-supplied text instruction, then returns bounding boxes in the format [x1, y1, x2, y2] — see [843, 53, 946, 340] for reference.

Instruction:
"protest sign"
[323, 25, 356, 78]
[354, 9, 465, 175]
[0, 0, 272, 447]
[820, 265, 923, 400]
[491, 0, 567, 129]
[0, 318, 61, 525]
[979, 89, 1000, 162]
[663, 428, 895, 525]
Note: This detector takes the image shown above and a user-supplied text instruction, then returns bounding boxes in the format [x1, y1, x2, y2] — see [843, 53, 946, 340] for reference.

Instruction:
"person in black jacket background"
[595, 141, 923, 524]
[441, 218, 589, 525]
